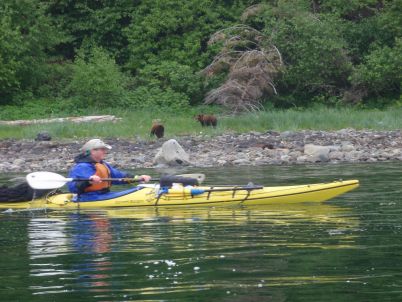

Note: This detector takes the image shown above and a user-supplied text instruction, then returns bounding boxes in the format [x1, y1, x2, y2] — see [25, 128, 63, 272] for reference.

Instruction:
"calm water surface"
[0, 163, 401, 301]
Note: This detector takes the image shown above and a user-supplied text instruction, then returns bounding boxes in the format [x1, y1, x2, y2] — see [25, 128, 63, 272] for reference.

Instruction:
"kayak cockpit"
[72, 186, 144, 202]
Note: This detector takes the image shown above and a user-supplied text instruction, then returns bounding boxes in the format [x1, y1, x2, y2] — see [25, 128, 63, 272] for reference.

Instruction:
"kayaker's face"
[90, 148, 108, 162]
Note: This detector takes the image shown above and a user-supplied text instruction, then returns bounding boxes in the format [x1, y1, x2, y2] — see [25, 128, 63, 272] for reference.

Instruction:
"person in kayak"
[68, 139, 151, 199]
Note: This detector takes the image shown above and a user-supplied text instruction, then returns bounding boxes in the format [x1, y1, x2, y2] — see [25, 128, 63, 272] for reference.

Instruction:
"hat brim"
[95, 144, 112, 150]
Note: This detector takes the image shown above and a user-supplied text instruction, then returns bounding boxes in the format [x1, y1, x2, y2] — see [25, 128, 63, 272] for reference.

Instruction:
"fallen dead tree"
[201, 24, 283, 113]
[0, 115, 122, 126]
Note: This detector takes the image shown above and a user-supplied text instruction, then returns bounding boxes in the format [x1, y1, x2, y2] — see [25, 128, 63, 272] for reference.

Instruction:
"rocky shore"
[1, 129, 401, 173]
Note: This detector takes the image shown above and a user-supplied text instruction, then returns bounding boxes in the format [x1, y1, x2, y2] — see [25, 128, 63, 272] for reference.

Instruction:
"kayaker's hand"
[137, 175, 152, 183]
[89, 175, 102, 184]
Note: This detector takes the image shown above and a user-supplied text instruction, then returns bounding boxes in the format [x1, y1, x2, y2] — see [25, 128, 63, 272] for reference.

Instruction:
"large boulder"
[153, 139, 191, 166]
[304, 144, 331, 162]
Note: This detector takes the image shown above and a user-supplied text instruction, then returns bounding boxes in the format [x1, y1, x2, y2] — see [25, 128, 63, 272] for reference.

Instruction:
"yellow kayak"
[0, 180, 359, 210]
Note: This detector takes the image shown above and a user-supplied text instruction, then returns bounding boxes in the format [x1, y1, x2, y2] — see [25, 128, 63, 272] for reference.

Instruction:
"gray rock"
[13, 158, 25, 166]
[288, 151, 302, 159]
[304, 144, 330, 162]
[1, 129, 402, 172]
[216, 159, 227, 166]
[329, 151, 345, 160]
[153, 139, 190, 166]
[132, 155, 146, 163]
[35, 131, 52, 141]
[344, 151, 363, 161]
[232, 158, 250, 165]
[328, 145, 341, 152]
[10, 165, 19, 170]
[296, 155, 308, 163]
[280, 131, 295, 138]
[341, 143, 355, 152]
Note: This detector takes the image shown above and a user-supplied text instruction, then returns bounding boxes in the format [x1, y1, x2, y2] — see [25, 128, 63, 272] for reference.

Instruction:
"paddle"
[26, 171, 205, 190]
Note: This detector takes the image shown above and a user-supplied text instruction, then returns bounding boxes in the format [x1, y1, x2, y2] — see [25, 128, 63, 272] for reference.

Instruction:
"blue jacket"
[68, 154, 133, 199]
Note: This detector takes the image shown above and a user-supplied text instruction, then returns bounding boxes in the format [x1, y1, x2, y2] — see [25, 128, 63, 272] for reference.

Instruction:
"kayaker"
[68, 139, 151, 198]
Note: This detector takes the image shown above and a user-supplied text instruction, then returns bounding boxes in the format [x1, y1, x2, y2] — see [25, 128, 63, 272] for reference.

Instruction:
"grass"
[0, 106, 401, 140]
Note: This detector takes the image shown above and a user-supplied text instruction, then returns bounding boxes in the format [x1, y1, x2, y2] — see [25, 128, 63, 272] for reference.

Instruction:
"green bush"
[262, 7, 352, 105]
[35, 62, 74, 98]
[0, 0, 62, 103]
[0, 0, 401, 110]
[124, 0, 245, 71]
[135, 61, 203, 104]
[127, 86, 189, 111]
[65, 46, 129, 108]
[351, 39, 402, 99]
[0, 98, 84, 120]
[0, 14, 24, 103]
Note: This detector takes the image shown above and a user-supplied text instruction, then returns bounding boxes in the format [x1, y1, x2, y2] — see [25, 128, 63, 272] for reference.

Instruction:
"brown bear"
[150, 119, 164, 138]
[195, 114, 217, 128]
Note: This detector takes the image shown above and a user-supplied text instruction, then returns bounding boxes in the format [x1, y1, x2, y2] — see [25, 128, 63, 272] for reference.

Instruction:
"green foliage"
[0, 0, 61, 103]
[236, 0, 401, 107]
[135, 61, 203, 104]
[35, 62, 74, 98]
[0, 14, 24, 102]
[351, 39, 402, 99]
[256, 2, 352, 105]
[124, 0, 246, 71]
[128, 86, 190, 111]
[318, 0, 380, 17]
[65, 46, 129, 108]
[44, 0, 133, 63]
[0, 0, 400, 110]
[376, 0, 402, 45]
[0, 98, 86, 120]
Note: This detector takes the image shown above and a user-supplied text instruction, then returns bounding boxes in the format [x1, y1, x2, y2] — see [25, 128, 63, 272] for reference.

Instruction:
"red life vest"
[84, 163, 111, 192]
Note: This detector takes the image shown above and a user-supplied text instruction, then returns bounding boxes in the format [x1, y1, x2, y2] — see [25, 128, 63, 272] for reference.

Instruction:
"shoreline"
[0, 129, 401, 173]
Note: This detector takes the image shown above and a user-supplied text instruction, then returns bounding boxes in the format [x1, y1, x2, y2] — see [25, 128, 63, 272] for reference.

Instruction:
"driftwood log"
[0, 115, 122, 126]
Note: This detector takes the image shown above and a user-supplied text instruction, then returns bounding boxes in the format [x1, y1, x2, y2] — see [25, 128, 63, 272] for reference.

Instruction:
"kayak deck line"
[157, 180, 359, 200]
[0, 179, 359, 210]
[151, 180, 360, 206]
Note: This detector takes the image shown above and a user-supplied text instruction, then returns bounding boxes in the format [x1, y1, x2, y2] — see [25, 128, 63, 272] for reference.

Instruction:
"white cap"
[81, 139, 112, 152]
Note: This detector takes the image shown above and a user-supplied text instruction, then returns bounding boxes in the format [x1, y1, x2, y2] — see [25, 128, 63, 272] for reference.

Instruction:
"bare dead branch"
[201, 24, 284, 112]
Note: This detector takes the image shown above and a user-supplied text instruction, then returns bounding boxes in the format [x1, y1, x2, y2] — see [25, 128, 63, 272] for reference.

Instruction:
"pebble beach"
[1, 129, 401, 173]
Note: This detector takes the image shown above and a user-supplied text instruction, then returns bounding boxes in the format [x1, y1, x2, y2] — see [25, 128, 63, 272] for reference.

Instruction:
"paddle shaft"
[68, 177, 158, 182]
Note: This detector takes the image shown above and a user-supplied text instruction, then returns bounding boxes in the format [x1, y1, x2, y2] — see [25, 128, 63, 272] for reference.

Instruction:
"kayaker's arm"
[106, 163, 132, 184]
[106, 163, 151, 184]
[67, 163, 95, 193]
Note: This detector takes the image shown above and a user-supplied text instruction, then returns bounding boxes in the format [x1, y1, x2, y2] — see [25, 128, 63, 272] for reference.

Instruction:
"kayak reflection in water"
[68, 139, 151, 201]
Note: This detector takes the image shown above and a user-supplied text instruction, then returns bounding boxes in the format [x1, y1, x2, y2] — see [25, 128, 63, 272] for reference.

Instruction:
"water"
[0, 163, 401, 301]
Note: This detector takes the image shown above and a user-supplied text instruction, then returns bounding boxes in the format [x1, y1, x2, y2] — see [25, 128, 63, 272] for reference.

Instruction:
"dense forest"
[0, 0, 400, 112]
